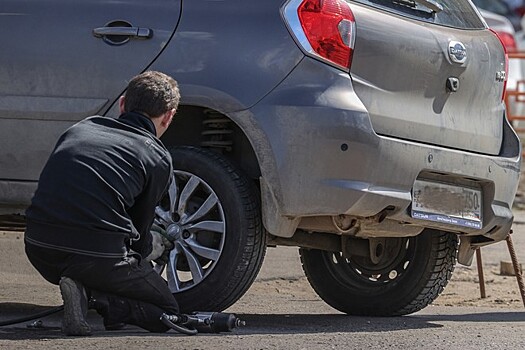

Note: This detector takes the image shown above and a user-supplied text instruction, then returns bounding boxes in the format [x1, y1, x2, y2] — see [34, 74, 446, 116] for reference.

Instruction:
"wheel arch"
[161, 105, 295, 238]
[160, 105, 262, 182]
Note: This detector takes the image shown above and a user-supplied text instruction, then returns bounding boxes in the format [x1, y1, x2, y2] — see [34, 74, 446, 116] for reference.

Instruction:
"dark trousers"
[25, 242, 179, 332]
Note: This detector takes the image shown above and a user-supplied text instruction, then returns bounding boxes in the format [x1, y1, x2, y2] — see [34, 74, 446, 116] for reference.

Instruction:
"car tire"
[154, 146, 266, 312]
[299, 229, 458, 316]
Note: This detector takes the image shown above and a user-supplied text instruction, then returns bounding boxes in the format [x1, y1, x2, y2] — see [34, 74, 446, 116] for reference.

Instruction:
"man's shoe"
[59, 277, 92, 336]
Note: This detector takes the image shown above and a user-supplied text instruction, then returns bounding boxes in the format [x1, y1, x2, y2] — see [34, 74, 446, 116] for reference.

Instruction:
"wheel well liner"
[161, 105, 261, 181]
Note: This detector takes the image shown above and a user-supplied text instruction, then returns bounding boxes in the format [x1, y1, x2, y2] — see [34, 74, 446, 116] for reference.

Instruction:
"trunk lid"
[349, 1, 507, 155]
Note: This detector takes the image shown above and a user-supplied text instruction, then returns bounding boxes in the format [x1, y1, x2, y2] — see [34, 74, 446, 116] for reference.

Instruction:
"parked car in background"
[0, 0, 520, 317]
[503, 0, 525, 17]
[517, 14, 525, 52]
[473, 0, 523, 31]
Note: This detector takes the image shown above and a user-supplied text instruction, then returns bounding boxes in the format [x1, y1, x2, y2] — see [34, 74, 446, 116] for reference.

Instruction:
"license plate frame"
[411, 180, 482, 230]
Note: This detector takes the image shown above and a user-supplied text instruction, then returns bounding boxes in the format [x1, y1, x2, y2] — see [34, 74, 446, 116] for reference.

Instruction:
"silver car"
[0, 0, 520, 316]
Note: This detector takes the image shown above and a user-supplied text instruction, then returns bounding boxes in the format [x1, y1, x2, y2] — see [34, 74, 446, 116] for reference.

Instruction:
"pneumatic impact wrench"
[160, 312, 245, 335]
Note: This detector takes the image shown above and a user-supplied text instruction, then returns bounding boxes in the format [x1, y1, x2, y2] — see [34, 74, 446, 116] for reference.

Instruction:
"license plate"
[411, 180, 482, 229]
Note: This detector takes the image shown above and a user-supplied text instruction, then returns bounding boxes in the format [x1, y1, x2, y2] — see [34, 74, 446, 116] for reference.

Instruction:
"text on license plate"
[411, 180, 482, 229]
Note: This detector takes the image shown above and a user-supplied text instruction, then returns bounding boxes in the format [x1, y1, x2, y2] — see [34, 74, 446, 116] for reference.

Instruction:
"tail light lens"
[494, 31, 517, 53]
[283, 0, 356, 71]
[490, 29, 509, 102]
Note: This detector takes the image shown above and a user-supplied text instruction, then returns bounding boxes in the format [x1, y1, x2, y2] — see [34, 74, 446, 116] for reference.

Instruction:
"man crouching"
[24, 71, 180, 335]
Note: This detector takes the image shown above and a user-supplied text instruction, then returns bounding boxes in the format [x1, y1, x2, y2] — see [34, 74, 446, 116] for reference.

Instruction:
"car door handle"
[92, 27, 152, 39]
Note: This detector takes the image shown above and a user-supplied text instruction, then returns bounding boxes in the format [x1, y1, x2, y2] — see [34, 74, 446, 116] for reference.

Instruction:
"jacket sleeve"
[128, 154, 172, 258]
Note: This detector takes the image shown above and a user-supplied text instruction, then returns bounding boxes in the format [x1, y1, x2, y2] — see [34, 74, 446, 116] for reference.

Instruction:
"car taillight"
[490, 29, 509, 102]
[495, 31, 517, 53]
[283, 0, 356, 71]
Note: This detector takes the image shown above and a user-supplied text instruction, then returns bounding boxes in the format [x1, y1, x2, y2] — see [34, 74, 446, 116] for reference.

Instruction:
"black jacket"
[25, 112, 172, 258]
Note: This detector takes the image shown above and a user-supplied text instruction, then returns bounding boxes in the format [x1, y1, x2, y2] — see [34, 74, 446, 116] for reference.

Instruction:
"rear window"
[350, 0, 486, 29]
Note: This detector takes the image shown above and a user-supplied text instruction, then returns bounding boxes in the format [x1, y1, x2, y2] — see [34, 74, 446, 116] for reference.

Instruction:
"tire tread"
[171, 146, 266, 312]
[300, 230, 458, 316]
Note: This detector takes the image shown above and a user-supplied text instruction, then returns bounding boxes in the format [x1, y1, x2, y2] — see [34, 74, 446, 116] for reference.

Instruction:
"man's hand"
[145, 224, 174, 265]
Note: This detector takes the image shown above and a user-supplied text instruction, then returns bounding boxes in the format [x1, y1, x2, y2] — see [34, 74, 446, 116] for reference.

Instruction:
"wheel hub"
[153, 170, 227, 293]
[346, 237, 411, 283]
[166, 223, 182, 241]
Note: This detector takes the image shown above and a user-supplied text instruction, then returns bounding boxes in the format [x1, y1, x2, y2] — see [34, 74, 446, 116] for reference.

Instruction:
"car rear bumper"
[247, 57, 521, 243]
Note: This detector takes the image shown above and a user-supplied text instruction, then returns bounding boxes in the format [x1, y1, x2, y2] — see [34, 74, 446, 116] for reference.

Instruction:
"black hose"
[0, 305, 64, 327]
[160, 313, 198, 335]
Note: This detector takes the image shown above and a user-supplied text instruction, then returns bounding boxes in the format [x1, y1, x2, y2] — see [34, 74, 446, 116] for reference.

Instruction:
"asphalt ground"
[2, 212, 525, 348]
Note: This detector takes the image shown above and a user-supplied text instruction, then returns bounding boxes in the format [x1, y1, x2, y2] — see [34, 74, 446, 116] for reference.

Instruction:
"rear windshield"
[350, 0, 486, 29]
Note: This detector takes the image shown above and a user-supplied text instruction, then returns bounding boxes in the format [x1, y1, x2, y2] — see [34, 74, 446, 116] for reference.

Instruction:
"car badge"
[448, 41, 467, 64]
[496, 71, 506, 82]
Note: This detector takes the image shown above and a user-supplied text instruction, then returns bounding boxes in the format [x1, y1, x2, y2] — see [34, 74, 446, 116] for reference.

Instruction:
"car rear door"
[0, 0, 181, 181]
[349, 0, 507, 156]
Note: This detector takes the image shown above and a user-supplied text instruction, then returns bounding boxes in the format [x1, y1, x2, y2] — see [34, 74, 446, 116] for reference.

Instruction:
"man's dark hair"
[124, 71, 180, 118]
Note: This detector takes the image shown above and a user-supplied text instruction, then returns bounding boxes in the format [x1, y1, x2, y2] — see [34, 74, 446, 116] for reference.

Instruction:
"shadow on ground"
[2, 302, 525, 340]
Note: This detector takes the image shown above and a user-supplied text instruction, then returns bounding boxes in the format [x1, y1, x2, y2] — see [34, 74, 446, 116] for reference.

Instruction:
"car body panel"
[350, 3, 506, 155]
[0, 0, 181, 181]
[0, 0, 521, 252]
[146, 0, 304, 114]
[248, 57, 520, 242]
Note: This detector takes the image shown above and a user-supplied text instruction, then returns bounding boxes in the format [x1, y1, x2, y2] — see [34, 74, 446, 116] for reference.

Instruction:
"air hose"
[0, 305, 245, 336]
[0, 305, 64, 327]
